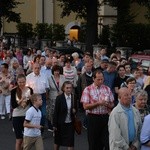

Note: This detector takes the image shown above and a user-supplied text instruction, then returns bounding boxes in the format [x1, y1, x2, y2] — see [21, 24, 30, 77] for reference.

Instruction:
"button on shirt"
[26, 72, 49, 94]
[81, 83, 114, 115]
[65, 94, 72, 123]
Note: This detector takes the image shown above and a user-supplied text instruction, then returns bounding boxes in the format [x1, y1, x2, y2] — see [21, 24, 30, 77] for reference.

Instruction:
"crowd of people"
[0, 41, 150, 150]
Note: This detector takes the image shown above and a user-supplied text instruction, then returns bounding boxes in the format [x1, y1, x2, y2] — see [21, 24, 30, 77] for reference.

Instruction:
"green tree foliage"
[0, 0, 21, 33]
[52, 24, 65, 41]
[34, 23, 65, 41]
[104, 0, 135, 46]
[104, 0, 150, 47]
[58, 0, 87, 19]
[122, 23, 150, 51]
[16, 22, 33, 39]
[99, 25, 110, 46]
[78, 22, 86, 43]
[57, 0, 99, 54]
[34, 23, 50, 39]
[143, 1, 150, 22]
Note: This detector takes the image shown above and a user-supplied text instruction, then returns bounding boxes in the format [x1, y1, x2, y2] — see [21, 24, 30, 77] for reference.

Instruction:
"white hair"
[72, 52, 79, 58]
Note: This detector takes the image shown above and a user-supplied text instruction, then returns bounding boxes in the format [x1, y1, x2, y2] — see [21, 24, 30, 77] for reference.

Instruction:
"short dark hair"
[59, 53, 65, 57]
[92, 70, 104, 79]
[132, 68, 139, 73]
[111, 56, 118, 60]
[64, 57, 72, 64]
[126, 77, 136, 84]
[61, 81, 73, 92]
[124, 63, 131, 67]
[84, 52, 91, 57]
[120, 57, 127, 62]
[117, 65, 125, 71]
[101, 59, 109, 63]
[52, 65, 63, 75]
[1, 63, 9, 69]
[16, 74, 26, 81]
[115, 50, 121, 55]
[33, 55, 41, 63]
[40, 55, 46, 60]
[108, 61, 117, 67]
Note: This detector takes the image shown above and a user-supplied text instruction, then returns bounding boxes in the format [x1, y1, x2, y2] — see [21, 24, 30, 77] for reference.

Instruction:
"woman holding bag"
[46, 65, 65, 131]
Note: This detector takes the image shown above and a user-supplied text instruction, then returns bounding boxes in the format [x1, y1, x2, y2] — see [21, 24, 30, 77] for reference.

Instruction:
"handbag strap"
[72, 93, 77, 117]
[51, 76, 59, 92]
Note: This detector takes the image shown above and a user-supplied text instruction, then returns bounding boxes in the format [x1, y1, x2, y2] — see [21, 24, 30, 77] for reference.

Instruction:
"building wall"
[98, 0, 117, 26]
[3, 0, 36, 33]
[130, 3, 148, 24]
[43, 0, 54, 24]
[3, 0, 82, 36]
[3, 1, 148, 36]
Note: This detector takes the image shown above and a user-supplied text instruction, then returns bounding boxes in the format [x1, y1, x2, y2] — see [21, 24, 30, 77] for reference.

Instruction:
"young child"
[23, 93, 44, 150]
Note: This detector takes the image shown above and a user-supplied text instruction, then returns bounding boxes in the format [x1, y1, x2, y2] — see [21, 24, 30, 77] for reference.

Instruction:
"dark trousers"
[40, 93, 46, 127]
[87, 114, 109, 150]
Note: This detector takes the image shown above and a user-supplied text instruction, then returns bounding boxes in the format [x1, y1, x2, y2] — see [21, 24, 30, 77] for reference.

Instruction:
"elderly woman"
[72, 52, 84, 74]
[9, 59, 25, 87]
[133, 90, 150, 122]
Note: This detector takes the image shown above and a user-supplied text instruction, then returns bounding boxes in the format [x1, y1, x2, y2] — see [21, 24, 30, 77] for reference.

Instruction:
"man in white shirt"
[26, 63, 49, 128]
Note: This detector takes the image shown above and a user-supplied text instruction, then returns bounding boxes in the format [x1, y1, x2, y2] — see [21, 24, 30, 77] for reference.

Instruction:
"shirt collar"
[33, 106, 38, 112]
[86, 71, 92, 77]
[120, 103, 132, 111]
[64, 93, 71, 100]
[93, 83, 102, 89]
[33, 72, 41, 77]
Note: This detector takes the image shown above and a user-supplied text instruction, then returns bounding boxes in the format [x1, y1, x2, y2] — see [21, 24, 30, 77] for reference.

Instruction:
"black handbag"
[72, 94, 82, 135]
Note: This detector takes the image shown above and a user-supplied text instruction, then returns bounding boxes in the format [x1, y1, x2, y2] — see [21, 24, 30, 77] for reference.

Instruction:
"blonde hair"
[135, 90, 148, 100]
[144, 76, 150, 89]
[30, 93, 41, 104]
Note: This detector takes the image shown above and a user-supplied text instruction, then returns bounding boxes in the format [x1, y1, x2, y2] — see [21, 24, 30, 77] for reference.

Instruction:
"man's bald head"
[118, 87, 131, 107]
[45, 58, 52, 68]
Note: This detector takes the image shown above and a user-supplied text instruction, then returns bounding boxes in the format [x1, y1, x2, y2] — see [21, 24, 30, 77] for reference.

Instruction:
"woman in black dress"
[53, 81, 77, 150]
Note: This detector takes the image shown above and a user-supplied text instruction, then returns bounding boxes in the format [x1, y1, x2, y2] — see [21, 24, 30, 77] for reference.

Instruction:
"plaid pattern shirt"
[81, 83, 114, 115]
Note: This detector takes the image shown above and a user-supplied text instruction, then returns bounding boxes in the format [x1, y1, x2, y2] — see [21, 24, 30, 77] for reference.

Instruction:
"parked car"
[130, 51, 150, 75]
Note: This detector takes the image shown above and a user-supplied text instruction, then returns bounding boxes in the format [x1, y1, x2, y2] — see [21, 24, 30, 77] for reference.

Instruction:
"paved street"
[0, 115, 88, 150]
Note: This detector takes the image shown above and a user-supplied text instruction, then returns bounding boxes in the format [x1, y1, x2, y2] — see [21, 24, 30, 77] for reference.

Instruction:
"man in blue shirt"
[103, 61, 117, 93]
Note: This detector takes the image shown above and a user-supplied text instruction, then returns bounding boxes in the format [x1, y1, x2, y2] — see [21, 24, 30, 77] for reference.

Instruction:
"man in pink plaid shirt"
[81, 70, 114, 150]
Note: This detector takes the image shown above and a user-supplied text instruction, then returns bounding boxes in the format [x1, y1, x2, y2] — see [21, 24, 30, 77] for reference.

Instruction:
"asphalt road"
[0, 116, 88, 150]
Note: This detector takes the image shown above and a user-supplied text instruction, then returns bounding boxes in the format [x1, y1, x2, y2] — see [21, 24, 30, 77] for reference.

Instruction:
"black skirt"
[54, 122, 74, 147]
